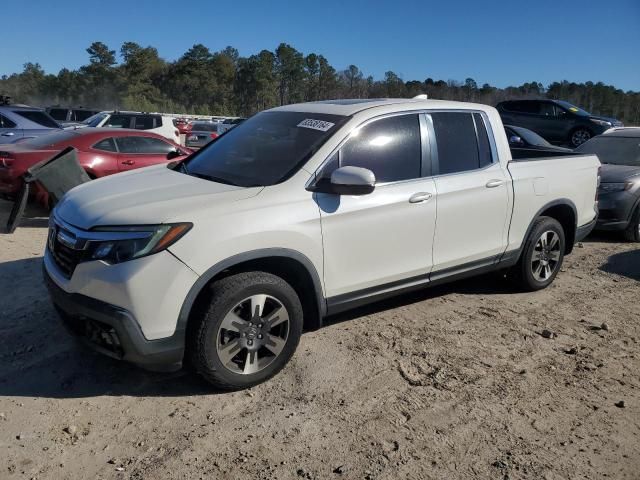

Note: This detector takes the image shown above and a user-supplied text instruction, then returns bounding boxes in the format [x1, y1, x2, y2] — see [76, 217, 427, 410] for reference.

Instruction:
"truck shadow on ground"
[599, 248, 640, 281]
[0, 256, 517, 399]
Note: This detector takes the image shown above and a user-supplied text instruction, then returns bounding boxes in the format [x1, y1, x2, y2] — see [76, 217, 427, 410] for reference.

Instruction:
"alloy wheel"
[215, 294, 290, 375]
[572, 129, 591, 147]
[531, 230, 561, 282]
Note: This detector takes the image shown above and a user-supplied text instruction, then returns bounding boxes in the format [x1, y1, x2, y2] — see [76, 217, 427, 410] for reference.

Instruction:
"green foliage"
[1, 41, 638, 124]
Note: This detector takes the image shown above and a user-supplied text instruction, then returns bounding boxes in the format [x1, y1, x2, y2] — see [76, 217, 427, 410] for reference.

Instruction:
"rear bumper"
[44, 266, 185, 371]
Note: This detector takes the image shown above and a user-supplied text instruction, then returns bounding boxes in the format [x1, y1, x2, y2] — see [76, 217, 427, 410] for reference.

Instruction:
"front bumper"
[44, 266, 185, 371]
[595, 192, 639, 231]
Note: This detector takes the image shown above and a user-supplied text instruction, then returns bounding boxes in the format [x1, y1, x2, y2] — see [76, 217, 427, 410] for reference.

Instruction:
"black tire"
[569, 128, 592, 148]
[188, 271, 303, 390]
[623, 206, 640, 242]
[512, 216, 566, 291]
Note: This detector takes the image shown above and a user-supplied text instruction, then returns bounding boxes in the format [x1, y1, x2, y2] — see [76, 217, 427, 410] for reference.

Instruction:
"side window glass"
[322, 114, 421, 183]
[0, 114, 17, 128]
[134, 116, 154, 130]
[93, 138, 117, 152]
[137, 137, 174, 154]
[431, 112, 482, 175]
[538, 102, 556, 116]
[105, 115, 131, 128]
[115, 136, 143, 153]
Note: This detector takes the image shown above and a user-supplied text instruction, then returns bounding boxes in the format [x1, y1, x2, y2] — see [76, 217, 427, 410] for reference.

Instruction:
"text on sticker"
[297, 119, 335, 132]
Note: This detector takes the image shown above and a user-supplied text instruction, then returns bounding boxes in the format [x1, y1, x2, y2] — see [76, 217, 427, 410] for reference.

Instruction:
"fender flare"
[175, 248, 326, 335]
[506, 198, 578, 263]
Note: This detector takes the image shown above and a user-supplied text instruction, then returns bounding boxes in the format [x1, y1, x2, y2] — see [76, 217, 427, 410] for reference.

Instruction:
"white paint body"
[46, 99, 600, 340]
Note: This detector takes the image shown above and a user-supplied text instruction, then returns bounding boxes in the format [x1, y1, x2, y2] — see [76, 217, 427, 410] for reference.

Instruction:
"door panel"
[117, 153, 166, 172]
[318, 178, 437, 297]
[432, 163, 510, 270]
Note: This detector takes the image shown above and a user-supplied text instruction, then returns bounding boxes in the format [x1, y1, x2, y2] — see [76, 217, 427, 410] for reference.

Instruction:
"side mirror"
[509, 135, 524, 146]
[167, 149, 183, 160]
[311, 166, 376, 195]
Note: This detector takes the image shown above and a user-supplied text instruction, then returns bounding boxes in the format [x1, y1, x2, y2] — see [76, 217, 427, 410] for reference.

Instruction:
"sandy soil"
[1, 199, 639, 479]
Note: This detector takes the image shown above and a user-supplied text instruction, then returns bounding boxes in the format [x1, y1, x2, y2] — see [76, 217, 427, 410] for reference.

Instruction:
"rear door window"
[430, 112, 493, 175]
[105, 115, 132, 128]
[13, 110, 60, 128]
[73, 110, 97, 122]
[134, 116, 154, 130]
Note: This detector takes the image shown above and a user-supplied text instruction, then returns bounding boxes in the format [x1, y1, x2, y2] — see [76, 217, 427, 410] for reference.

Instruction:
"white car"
[44, 98, 600, 389]
[80, 111, 180, 143]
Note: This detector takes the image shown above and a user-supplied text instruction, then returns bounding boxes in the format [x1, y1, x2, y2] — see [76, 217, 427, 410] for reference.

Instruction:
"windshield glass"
[576, 136, 640, 166]
[20, 130, 80, 148]
[509, 126, 552, 147]
[83, 112, 108, 127]
[555, 101, 590, 116]
[183, 111, 348, 186]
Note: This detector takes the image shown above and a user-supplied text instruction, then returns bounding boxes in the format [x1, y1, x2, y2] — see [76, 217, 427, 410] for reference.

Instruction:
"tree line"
[1, 41, 638, 124]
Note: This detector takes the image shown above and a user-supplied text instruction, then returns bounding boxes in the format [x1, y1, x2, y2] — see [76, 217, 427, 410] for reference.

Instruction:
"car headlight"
[590, 118, 612, 127]
[599, 182, 633, 193]
[87, 223, 192, 264]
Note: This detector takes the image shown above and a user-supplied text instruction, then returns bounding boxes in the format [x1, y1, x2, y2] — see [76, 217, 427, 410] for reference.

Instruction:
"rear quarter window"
[0, 114, 17, 128]
[93, 138, 117, 152]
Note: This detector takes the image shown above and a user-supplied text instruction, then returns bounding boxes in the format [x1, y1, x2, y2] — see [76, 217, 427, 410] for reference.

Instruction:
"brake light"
[210, 133, 218, 139]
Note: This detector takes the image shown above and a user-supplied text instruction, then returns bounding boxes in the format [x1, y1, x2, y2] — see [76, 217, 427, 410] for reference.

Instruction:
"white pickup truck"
[44, 98, 600, 389]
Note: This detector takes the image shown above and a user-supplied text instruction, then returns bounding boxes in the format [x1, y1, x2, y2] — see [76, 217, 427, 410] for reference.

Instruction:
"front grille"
[48, 225, 85, 278]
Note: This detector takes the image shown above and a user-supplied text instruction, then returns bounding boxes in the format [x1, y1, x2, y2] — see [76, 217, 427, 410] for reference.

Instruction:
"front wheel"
[512, 216, 566, 291]
[570, 128, 592, 148]
[189, 271, 303, 390]
[623, 206, 640, 242]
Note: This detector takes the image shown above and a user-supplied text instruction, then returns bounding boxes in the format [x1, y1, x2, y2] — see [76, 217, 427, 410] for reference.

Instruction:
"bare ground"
[1, 200, 639, 480]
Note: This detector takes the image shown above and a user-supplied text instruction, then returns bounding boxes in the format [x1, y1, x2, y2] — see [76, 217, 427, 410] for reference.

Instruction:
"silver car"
[185, 122, 220, 149]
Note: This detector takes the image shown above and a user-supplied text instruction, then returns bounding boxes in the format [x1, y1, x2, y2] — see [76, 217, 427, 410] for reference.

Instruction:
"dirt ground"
[1, 199, 639, 480]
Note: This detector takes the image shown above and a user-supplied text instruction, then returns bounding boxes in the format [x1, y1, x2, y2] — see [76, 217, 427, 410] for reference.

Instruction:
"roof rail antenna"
[413, 94, 428, 100]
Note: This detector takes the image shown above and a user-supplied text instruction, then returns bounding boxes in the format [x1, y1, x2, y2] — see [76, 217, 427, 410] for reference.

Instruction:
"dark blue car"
[0, 103, 62, 144]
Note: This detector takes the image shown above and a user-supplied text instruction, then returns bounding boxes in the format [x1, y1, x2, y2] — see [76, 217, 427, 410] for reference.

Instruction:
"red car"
[0, 129, 191, 203]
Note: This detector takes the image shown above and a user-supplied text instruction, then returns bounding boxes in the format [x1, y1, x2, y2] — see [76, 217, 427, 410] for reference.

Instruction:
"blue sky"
[1, 0, 639, 91]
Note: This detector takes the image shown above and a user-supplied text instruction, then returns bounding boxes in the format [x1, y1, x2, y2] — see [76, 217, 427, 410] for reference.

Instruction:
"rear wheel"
[512, 216, 565, 291]
[623, 206, 640, 242]
[570, 128, 592, 148]
[189, 272, 303, 390]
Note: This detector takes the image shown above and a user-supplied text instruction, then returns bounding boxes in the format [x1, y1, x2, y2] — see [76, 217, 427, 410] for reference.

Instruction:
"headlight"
[87, 223, 192, 264]
[599, 182, 633, 193]
[590, 118, 612, 127]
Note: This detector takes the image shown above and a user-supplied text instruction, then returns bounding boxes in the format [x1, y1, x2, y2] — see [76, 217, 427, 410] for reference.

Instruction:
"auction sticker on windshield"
[297, 118, 335, 132]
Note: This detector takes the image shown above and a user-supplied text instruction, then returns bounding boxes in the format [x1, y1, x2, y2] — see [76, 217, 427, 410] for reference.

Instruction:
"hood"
[55, 164, 262, 229]
[589, 114, 623, 126]
[600, 164, 640, 183]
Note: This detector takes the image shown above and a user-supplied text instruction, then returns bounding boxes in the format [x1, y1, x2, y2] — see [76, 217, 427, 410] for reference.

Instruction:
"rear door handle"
[409, 192, 433, 203]
[486, 179, 504, 188]
[122, 160, 135, 165]
[1, 132, 15, 136]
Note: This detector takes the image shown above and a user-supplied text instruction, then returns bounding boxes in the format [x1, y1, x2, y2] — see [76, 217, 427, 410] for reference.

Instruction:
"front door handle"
[486, 179, 504, 188]
[409, 192, 433, 203]
[122, 160, 135, 166]
[1, 132, 15, 136]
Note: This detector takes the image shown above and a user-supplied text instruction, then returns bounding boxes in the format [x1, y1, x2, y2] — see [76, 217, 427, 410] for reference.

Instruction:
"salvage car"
[575, 128, 640, 241]
[0, 129, 189, 204]
[44, 98, 600, 389]
[185, 121, 219, 149]
[0, 104, 62, 144]
[497, 99, 623, 148]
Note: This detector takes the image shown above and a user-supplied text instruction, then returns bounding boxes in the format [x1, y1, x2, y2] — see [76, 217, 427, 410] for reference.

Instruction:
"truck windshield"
[183, 111, 348, 187]
[576, 136, 640, 166]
